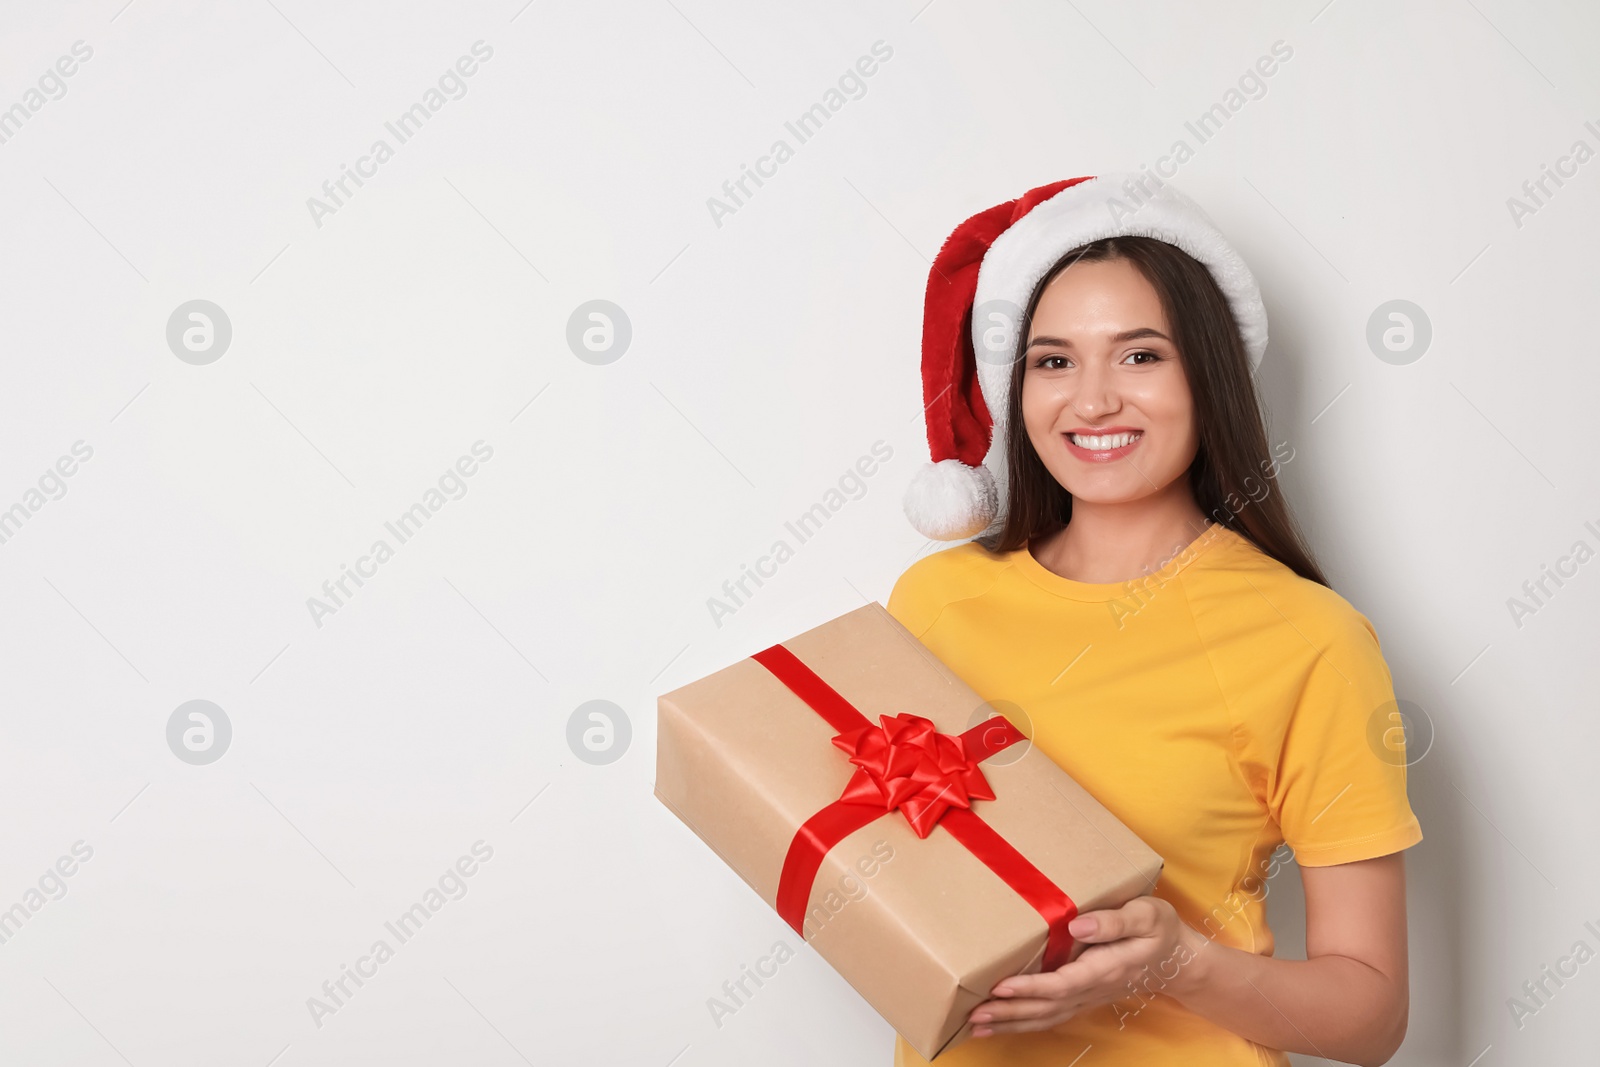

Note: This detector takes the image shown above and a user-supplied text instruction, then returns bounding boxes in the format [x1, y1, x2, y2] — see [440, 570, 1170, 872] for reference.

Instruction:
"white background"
[1, 1, 1596, 1064]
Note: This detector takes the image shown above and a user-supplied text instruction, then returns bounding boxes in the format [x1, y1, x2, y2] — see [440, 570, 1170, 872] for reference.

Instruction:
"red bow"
[753, 641, 1079, 971]
[832, 713, 996, 838]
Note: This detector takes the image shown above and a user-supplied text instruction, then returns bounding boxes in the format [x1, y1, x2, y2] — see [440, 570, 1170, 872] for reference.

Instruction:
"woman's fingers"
[1067, 897, 1164, 944]
[991, 952, 1115, 1002]
[968, 996, 1072, 1035]
[968, 897, 1188, 1037]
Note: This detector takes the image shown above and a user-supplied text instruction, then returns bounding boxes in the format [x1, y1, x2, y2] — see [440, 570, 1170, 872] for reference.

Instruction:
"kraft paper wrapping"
[655, 601, 1164, 1060]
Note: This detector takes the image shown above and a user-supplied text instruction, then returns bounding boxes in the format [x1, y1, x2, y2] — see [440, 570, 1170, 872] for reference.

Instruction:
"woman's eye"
[1032, 351, 1160, 369]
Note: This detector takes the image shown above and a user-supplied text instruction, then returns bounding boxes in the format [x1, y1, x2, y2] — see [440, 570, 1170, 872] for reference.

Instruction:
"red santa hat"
[903, 172, 1269, 541]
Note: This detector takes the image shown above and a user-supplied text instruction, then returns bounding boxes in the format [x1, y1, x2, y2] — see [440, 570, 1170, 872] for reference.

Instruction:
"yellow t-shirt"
[885, 522, 1422, 1067]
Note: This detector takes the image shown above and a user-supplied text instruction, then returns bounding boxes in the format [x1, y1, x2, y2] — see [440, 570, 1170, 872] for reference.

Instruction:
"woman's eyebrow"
[1024, 327, 1171, 349]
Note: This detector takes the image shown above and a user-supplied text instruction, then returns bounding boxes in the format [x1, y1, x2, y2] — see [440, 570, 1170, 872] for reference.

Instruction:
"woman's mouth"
[1064, 430, 1144, 462]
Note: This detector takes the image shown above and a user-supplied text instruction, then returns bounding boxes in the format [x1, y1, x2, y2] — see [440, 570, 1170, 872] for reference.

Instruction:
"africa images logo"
[305, 42, 495, 229]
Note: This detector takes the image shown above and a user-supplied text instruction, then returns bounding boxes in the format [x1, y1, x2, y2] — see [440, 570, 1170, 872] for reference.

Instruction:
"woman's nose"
[1069, 361, 1118, 417]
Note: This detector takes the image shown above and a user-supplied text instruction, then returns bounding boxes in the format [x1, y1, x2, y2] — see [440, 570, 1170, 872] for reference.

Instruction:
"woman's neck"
[1032, 498, 1214, 585]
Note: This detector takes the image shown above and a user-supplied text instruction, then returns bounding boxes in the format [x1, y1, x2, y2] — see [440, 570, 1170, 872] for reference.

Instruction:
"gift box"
[655, 601, 1163, 1060]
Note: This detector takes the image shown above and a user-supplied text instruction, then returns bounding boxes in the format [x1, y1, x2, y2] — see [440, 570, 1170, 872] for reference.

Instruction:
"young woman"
[888, 177, 1422, 1067]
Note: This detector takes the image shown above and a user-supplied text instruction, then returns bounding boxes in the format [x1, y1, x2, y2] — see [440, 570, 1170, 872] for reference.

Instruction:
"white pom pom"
[902, 459, 997, 540]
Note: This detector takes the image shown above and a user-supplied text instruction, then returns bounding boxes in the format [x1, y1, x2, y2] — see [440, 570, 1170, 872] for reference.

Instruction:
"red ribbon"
[751, 642, 1078, 971]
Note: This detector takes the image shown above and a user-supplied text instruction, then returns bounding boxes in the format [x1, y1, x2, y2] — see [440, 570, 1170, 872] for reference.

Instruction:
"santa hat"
[902, 172, 1269, 541]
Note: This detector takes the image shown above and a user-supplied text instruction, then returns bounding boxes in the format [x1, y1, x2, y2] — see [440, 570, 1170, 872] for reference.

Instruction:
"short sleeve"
[1269, 609, 1423, 867]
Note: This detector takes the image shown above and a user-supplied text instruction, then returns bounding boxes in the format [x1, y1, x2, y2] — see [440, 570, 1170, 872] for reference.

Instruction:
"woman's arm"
[968, 852, 1411, 1067]
[1166, 851, 1410, 1066]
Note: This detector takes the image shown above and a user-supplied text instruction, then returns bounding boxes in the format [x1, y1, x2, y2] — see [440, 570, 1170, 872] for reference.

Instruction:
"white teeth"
[1068, 431, 1141, 450]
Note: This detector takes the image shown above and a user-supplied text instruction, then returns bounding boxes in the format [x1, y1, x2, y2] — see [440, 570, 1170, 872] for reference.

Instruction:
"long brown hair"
[976, 235, 1329, 589]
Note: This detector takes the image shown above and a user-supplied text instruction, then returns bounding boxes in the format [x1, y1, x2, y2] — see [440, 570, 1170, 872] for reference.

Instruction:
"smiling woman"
[890, 175, 1422, 1067]
[989, 233, 1310, 574]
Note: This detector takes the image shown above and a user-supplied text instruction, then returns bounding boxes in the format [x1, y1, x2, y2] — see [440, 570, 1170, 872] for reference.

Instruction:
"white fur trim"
[903, 459, 997, 541]
[971, 173, 1268, 482]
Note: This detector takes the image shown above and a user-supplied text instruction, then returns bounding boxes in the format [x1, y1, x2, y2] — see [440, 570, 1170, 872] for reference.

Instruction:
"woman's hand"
[967, 895, 1204, 1038]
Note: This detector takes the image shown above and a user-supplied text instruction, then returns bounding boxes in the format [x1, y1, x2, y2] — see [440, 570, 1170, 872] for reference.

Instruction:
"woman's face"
[1019, 255, 1200, 506]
